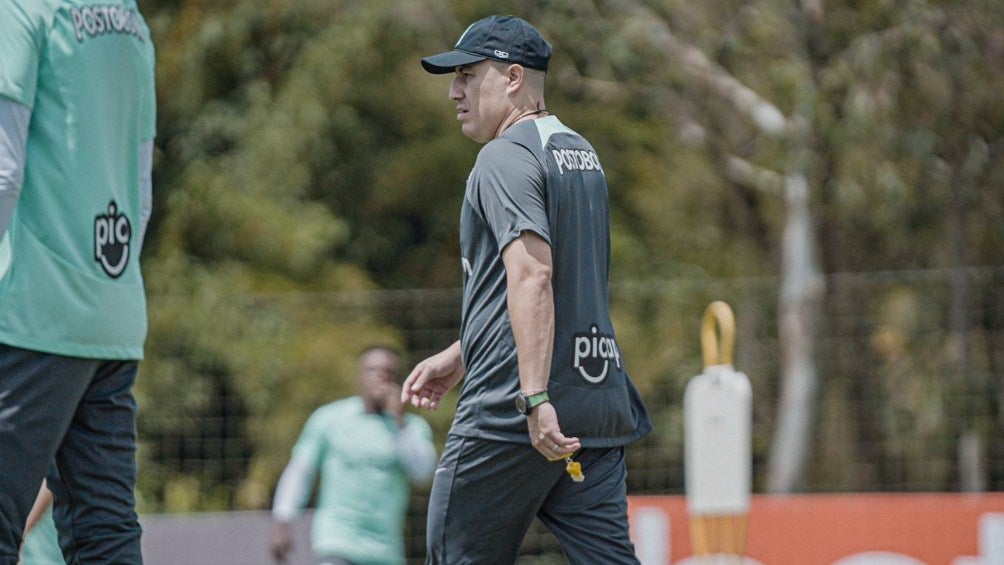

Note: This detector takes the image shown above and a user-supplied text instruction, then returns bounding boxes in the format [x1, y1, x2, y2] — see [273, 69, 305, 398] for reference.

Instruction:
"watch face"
[515, 394, 528, 414]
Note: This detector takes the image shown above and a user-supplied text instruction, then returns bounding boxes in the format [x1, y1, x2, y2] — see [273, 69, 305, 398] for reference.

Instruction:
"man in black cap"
[403, 15, 651, 564]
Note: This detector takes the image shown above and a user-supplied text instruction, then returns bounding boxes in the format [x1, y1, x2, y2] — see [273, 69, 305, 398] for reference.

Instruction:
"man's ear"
[506, 64, 525, 91]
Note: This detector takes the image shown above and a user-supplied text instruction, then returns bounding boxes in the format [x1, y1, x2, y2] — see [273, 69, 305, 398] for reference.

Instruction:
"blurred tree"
[532, 0, 1004, 492]
[131, 0, 1003, 510]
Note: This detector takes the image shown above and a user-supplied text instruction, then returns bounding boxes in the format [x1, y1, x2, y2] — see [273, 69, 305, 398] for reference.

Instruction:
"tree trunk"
[766, 174, 825, 493]
[611, 0, 828, 492]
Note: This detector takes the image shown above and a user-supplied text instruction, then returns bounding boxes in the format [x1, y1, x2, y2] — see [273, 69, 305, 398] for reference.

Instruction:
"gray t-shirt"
[453, 115, 651, 447]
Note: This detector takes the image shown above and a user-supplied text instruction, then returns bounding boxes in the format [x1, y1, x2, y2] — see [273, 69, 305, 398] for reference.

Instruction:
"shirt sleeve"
[395, 416, 437, 485]
[271, 410, 327, 521]
[289, 410, 327, 468]
[0, 97, 30, 238]
[469, 139, 550, 254]
[0, 1, 44, 108]
[137, 139, 154, 251]
[271, 454, 316, 523]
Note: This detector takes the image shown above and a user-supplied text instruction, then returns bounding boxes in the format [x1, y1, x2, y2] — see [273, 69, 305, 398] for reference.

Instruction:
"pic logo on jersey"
[94, 201, 131, 279]
[572, 324, 622, 384]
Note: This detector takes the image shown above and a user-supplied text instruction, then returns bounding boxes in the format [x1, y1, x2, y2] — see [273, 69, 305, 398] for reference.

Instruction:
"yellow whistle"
[565, 457, 584, 482]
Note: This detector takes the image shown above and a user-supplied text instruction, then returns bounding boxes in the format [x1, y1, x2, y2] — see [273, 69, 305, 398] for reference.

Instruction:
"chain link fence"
[138, 266, 1004, 561]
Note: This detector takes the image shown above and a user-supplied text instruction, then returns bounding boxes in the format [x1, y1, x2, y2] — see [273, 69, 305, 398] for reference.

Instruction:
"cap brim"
[421, 50, 488, 74]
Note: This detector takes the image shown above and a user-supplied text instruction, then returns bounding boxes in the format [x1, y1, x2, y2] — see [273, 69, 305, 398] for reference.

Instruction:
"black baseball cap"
[421, 15, 552, 74]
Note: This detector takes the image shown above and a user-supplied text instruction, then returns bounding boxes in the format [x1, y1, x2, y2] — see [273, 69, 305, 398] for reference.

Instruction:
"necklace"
[511, 108, 547, 125]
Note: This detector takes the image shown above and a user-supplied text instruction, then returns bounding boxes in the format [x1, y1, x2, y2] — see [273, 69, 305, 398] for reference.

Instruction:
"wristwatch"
[515, 390, 550, 415]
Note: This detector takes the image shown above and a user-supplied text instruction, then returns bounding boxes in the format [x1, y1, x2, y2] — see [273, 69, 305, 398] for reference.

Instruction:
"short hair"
[358, 345, 402, 361]
[358, 345, 405, 382]
[521, 66, 547, 93]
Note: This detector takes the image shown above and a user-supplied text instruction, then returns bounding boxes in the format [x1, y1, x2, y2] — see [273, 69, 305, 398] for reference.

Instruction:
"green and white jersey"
[292, 397, 433, 565]
[454, 115, 652, 447]
[0, 0, 156, 359]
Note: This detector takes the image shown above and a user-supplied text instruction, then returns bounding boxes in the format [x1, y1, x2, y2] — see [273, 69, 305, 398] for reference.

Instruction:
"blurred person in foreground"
[270, 346, 437, 565]
[0, 1, 156, 563]
[402, 15, 652, 564]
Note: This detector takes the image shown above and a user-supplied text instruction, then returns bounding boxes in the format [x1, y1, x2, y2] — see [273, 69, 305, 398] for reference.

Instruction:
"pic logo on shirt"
[94, 201, 131, 279]
[572, 324, 622, 384]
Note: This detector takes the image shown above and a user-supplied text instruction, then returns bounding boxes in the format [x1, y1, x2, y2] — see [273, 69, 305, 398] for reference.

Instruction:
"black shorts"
[425, 434, 639, 564]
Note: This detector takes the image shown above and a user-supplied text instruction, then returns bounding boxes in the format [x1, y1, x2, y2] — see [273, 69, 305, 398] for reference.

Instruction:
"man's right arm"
[272, 455, 316, 523]
[401, 340, 466, 410]
[270, 455, 316, 563]
[0, 97, 30, 237]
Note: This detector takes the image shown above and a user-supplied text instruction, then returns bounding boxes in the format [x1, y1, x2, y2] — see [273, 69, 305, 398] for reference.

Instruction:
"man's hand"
[375, 380, 406, 427]
[269, 521, 293, 564]
[402, 341, 465, 410]
[527, 402, 580, 460]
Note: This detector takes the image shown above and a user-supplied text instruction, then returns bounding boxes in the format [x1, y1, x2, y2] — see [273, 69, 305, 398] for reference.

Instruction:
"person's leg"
[425, 435, 566, 565]
[0, 345, 91, 565]
[49, 360, 142, 564]
[538, 447, 640, 565]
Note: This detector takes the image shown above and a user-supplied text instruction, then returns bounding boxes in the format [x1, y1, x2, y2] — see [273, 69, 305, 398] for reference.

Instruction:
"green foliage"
[132, 0, 1004, 510]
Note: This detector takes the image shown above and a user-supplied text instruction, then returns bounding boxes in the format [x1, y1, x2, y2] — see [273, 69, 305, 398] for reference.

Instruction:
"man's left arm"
[395, 418, 437, 485]
[0, 97, 30, 237]
[503, 232, 580, 459]
[503, 232, 554, 394]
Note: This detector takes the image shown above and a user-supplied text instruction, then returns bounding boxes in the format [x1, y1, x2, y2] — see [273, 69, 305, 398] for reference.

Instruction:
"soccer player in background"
[270, 347, 437, 565]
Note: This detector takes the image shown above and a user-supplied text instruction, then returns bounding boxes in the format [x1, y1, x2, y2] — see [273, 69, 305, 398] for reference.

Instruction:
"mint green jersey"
[0, 0, 156, 359]
[293, 397, 433, 564]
